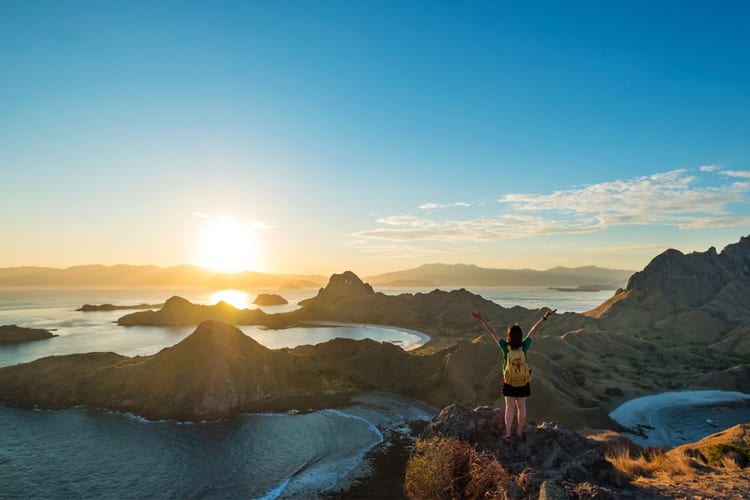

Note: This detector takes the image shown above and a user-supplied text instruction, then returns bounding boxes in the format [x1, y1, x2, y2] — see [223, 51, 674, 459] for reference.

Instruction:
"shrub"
[404, 437, 509, 499]
[705, 443, 750, 466]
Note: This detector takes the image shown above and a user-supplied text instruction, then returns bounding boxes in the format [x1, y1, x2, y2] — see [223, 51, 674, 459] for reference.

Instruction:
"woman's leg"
[515, 397, 527, 437]
[504, 396, 516, 438]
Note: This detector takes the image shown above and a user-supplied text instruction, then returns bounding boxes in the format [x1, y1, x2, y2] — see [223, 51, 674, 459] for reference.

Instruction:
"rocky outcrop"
[252, 293, 288, 306]
[409, 405, 750, 499]
[412, 404, 629, 498]
[0, 324, 57, 344]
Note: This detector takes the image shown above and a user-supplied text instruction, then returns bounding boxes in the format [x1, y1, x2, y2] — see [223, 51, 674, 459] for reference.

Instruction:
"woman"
[472, 308, 556, 443]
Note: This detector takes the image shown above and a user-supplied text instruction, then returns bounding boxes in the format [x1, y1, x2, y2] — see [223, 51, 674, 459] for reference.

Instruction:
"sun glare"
[210, 289, 250, 309]
[199, 217, 257, 273]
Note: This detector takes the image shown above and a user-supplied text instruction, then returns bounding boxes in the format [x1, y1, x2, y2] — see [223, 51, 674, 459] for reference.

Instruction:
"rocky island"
[0, 324, 57, 344]
[252, 293, 288, 306]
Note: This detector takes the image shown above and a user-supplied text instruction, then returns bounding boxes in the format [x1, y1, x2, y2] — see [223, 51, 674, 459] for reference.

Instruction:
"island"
[0, 324, 57, 344]
[76, 303, 163, 312]
[252, 293, 288, 306]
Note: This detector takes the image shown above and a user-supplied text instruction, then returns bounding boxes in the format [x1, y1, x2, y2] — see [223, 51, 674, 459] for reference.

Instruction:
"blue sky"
[1, 1, 749, 275]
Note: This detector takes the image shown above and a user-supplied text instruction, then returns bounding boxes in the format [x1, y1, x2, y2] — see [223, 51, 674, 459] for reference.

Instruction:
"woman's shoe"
[516, 432, 526, 442]
[504, 435, 512, 444]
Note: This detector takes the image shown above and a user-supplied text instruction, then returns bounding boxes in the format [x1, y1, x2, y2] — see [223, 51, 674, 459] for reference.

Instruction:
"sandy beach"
[609, 390, 750, 448]
[300, 321, 432, 351]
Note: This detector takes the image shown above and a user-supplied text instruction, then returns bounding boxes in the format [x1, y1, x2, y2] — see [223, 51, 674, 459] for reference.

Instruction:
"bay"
[0, 285, 615, 498]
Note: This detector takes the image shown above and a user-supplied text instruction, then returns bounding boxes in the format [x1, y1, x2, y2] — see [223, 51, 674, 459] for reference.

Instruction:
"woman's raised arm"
[471, 311, 501, 344]
[527, 308, 557, 339]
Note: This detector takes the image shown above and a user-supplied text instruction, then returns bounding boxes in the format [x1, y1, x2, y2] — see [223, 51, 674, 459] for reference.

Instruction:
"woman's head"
[507, 324, 523, 348]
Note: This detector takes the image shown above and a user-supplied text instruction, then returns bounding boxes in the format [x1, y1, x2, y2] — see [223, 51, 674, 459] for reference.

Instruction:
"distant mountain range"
[365, 263, 634, 288]
[0, 263, 634, 289]
[0, 265, 326, 289]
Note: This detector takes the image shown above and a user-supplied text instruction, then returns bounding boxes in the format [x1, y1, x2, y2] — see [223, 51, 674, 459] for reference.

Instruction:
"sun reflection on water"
[210, 289, 251, 309]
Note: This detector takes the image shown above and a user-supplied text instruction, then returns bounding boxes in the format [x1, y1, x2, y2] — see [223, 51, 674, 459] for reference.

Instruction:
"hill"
[366, 263, 633, 288]
[586, 235, 750, 354]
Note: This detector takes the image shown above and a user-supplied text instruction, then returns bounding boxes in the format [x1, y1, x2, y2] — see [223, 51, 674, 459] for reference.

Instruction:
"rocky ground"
[338, 405, 750, 499]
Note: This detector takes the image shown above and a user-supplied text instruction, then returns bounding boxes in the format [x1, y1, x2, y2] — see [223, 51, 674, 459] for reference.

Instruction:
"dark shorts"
[502, 383, 531, 398]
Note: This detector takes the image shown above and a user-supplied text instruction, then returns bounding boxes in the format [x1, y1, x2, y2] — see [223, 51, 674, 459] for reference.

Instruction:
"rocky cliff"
[587, 235, 750, 352]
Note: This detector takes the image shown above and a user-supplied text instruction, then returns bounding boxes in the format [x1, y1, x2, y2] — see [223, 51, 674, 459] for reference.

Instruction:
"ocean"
[0, 285, 621, 498]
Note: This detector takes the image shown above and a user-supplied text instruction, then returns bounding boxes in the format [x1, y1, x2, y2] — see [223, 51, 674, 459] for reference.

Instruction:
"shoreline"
[609, 390, 750, 449]
[300, 321, 432, 351]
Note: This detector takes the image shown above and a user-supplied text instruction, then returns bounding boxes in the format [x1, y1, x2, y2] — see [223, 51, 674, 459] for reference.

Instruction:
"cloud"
[499, 169, 745, 224]
[192, 212, 209, 218]
[699, 164, 720, 172]
[678, 216, 750, 229]
[720, 170, 750, 179]
[419, 201, 472, 210]
[353, 168, 750, 244]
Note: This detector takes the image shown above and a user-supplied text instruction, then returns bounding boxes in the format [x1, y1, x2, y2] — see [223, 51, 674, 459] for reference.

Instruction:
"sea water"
[0, 285, 616, 498]
[609, 391, 750, 449]
[0, 394, 432, 499]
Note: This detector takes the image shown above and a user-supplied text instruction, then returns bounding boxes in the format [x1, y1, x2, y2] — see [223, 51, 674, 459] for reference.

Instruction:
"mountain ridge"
[365, 262, 633, 287]
[0, 262, 634, 288]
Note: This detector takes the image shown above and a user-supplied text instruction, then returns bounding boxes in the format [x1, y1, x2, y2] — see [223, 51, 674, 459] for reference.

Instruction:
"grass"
[605, 447, 697, 480]
[404, 437, 509, 499]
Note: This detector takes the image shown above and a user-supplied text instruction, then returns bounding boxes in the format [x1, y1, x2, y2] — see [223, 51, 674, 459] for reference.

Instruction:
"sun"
[198, 216, 257, 273]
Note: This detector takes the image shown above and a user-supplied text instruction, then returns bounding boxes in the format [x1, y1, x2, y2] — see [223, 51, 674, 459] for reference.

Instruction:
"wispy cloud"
[720, 169, 750, 179]
[353, 168, 750, 244]
[699, 164, 720, 172]
[419, 201, 472, 210]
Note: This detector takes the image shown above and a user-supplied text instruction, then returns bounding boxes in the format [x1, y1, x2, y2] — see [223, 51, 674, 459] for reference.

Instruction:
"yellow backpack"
[504, 347, 531, 387]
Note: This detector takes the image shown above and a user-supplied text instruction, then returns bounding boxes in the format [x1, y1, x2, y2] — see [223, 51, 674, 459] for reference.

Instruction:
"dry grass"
[404, 437, 509, 499]
[605, 447, 698, 480]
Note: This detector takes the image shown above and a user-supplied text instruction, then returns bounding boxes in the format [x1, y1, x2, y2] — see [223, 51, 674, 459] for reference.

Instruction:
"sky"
[2, 1, 749, 276]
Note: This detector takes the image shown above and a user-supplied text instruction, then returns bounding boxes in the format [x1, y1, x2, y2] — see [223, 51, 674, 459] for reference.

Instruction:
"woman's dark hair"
[506, 324, 523, 349]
